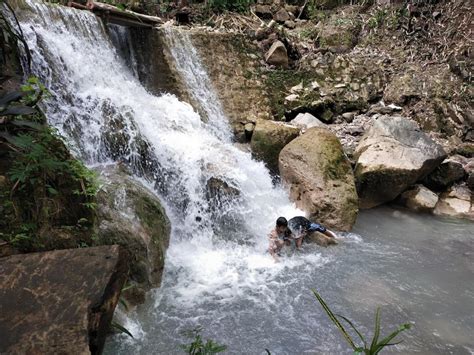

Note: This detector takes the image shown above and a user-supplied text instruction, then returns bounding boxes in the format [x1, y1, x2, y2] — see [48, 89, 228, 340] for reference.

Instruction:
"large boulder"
[265, 41, 289, 68]
[279, 127, 358, 231]
[399, 185, 439, 213]
[250, 119, 299, 173]
[95, 166, 170, 304]
[0, 246, 128, 354]
[434, 184, 474, 220]
[354, 116, 447, 209]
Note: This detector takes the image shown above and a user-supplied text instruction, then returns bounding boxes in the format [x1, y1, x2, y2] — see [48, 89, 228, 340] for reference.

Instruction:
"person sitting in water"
[268, 216, 292, 261]
[288, 216, 337, 249]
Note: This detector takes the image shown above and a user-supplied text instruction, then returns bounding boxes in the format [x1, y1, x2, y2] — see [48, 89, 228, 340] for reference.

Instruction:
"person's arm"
[268, 230, 277, 241]
[323, 229, 337, 239]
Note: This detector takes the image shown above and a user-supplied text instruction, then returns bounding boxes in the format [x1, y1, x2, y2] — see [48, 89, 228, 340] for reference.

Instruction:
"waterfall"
[10, 2, 474, 354]
[16, 0, 299, 240]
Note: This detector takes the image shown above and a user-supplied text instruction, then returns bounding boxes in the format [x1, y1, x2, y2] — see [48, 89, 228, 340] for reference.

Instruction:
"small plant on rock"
[313, 289, 411, 354]
[181, 326, 227, 355]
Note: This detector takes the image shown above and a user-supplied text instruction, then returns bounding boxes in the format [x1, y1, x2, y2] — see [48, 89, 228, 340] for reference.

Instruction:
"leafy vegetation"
[205, 0, 254, 13]
[313, 289, 411, 354]
[181, 326, 227, 354]
[111, 321, 134, 338]
[0, 78, 99, 250]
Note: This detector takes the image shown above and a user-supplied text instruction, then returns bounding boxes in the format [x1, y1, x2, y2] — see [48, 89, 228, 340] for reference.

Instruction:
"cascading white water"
[13, 2, 474, 354]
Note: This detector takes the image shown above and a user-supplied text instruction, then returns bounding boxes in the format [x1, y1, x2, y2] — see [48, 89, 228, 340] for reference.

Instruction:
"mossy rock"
[250, 119, 300, 173]
[279, 127, 358, 231]
[95, 166, 170, 304]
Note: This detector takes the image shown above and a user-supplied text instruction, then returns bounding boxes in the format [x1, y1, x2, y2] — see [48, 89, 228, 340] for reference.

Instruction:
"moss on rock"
[251, 119, 300, 173]
[279, 127, 358, 231]
[95, 165, 170, 305]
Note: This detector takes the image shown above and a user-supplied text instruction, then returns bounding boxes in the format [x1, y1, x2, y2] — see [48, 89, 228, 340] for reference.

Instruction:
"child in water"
[268, 216, 338, 261]
[268, 217, 292, 262]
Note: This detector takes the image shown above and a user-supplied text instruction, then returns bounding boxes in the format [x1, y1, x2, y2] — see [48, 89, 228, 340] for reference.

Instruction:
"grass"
[313, 289, 412, 354]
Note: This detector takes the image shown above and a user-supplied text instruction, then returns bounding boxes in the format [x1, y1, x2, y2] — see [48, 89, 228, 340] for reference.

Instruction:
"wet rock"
[290, 112, 326, 129]
[399, 185, 439, 212]
[190, 31, 273, 141]
[279, 127, 358, 231]
[274, 8, 290, 23]
[95, 166, 170, 305]
[251, 119, 299, 173]
[354, 116, 446, 209]
[206, 177, 240, 209]
[265, 40, 289, 68]
[307, 231, 338, 247]
[434, 184, 474, 220]
[423, 160, 465, 191]
[0, 245, 128, 354]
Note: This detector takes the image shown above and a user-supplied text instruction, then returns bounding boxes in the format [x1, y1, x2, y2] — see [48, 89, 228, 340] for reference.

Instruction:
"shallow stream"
[106, 207, 474, 355]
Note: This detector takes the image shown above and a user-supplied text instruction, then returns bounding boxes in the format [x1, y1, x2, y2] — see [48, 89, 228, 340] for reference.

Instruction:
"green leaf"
[47, 186, 59, 195]
[118, 297, 129, 312]
[369, 307, 381, 352]
[27, 76, 39, 85]
[111, 321, 134, 338]
[10, 120, 43, 130]
[0, 91, 24, 106]
[373, 323, 411, 354]
[1, 105, 37, 115]
[335, 313, 367, 348]
[312, 289, 357, 350]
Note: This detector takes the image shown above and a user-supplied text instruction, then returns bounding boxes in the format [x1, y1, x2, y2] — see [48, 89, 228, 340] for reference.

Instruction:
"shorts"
[308, 222, 326, 233]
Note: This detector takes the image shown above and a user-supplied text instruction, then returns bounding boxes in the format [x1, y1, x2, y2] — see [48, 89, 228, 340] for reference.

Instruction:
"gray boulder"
[399, 185, 439, 213]
[434, 184, 474, 220]
[279, 127, 358, 231]
[354, 116, 446, 209]
[290, 112, 326, 130]
[265, 41, 289, 68]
